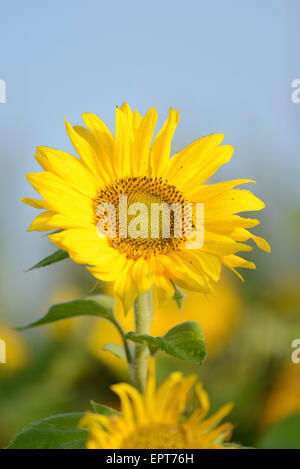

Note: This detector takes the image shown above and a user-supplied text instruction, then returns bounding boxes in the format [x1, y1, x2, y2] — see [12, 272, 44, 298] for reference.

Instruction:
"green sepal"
[25, 249, 69, 272]
[90, 401, 121, 417]
[126, 320, 207, 365]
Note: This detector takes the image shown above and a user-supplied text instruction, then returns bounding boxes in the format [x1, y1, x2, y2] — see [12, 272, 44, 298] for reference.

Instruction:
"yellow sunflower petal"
[114, 107, 131, 178]
[112, 383, 147, 426]
[167, 135, 233, 192]
[110, 384, 135, 430]
[205, 215, 260, 233]
[154, 371, 183, 422]
[145, 356, 156, 416]
[197, 402, 234, 433]
[202, 230, 253, 256]
[26, 172, 95, 224]
[187, 178, 255, 202]
[133, 106, 158, 176]
[132, 258, 155, 294]
[35, 146, 99, 198]
[27, 211, 79, 232]
[167, 133, 224, 179]
[222, 254, 256, 270]
[82, 112, 114, 155]
[205, 189, 265, 219]
[182, 250, 222, 282]
[151, 107, 180, 176]
[65, 117, 109, 183]
[164, 375, 197, 422]
[81, 112, 115, 178]
[160, 253, 213, 293]
[113, 260, 139, 314]
[230, 227, 271, 253]
[132, 109, 143, 131]
[49, 228, 121, 266]
[178, 145, 234, 193]
[21, 197, 48, 209]
[74, 124, 115, 183]
[186, 383, 210, 424]
[153, 275, 175, 305]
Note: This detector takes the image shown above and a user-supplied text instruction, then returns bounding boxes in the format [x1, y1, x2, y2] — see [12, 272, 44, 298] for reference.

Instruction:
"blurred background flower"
[44, 284, 87, 340]
[89, 278, 241, 375]
[0, 322, 29, 371]
[262, 363, 300, 429]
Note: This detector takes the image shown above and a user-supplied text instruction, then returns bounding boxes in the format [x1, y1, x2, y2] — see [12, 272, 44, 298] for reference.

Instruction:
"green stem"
[112, 319, 132, 365]
[133, 289, 154, 393]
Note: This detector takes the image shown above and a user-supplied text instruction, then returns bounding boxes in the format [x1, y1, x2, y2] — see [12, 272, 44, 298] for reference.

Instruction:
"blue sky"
[0, 0, 299, 320]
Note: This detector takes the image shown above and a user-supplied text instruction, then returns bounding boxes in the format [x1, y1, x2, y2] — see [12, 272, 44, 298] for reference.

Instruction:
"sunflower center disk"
[95, 177, 187, 259]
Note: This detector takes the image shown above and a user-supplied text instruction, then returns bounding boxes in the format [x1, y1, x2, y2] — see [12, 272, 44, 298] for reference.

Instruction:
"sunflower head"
[22, 103, 270, 312]
[80, 357, 235, 449]
[95, 175, 188, 260]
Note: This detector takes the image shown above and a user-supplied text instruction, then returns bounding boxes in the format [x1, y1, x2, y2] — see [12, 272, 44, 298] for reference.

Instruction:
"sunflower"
[80, 358, 235, 449]
[22, 103, 270, 312]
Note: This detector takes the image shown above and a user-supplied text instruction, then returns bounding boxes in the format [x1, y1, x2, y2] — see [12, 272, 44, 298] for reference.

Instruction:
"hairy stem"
[133, 289, 154, 393]
[112, 319, 132, 365]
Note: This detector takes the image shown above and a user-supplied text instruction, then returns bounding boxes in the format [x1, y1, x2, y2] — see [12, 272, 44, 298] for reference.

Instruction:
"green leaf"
[172, 282, 185, 310]
[103, 343, 126, 361]
[6, 413, 88, 449]
[25, 249, 69, 272]
[257, 413, 300, 449]
[90, 401, 121, 417]
[16, 294, 115, 331]
[126, 321, 207, 365]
